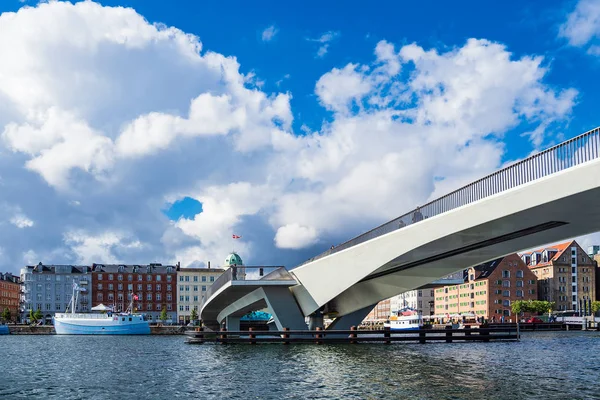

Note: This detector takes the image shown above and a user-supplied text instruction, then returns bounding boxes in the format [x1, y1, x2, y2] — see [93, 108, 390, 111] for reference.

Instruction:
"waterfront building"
[91, 263, 179, 323]
[20, 264, 92, 324]
[0, 273, 21, 322]
[588, 245, 600, 257]
[594, 254, 600, 302]
[521, 240, 596, 312]
[365, 298, 391, 321]
[177, 261, 225, 324]
[434, 254, 538, 321]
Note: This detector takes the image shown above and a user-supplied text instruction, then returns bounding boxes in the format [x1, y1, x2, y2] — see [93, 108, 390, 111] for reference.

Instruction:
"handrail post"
[384, 326, 391, 345]
[283, 327, 290, 345]
[220, 327, 227, 345]
[315, 326, 322, 345]
[249, 327, 256, 345]
[445, 325, 452, 343]
[350, 325, 357, 344]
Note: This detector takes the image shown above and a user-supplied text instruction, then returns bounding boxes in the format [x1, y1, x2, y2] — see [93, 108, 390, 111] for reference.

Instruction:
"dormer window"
[166, 267, 173, 274]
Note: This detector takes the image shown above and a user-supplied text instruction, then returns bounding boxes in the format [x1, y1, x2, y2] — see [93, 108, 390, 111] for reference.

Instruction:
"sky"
[1, 0, 600, 275]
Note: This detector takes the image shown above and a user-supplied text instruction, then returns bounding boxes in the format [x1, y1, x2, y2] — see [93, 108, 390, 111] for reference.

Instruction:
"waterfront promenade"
[1, 331, 598, 399]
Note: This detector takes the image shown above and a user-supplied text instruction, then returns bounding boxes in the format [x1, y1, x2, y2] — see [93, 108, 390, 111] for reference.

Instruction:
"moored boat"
[0, 324, 9, 335]
[384, 308, 422, 331]
[53, 283, 150, 335]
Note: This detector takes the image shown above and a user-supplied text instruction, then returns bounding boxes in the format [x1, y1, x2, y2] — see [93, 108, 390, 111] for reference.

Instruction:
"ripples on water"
[1, 331, 599, 399]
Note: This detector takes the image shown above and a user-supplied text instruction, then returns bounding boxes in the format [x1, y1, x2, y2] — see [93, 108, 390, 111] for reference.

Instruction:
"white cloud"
[10, 215, 34, 228]
[308, 31, 340, 58]
[261, 25, 278, 42]
[275, 224, 318, 249]
[559, 0, 600, 47]
[0, 1, 584, 276]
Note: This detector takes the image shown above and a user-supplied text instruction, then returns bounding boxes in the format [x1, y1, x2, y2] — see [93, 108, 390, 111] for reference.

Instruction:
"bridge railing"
[202, 266, 294, 309]
[296, 126, 600, 267]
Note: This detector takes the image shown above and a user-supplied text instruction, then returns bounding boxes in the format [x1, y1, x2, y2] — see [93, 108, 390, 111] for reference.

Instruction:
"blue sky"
[0, 0, 599, 273]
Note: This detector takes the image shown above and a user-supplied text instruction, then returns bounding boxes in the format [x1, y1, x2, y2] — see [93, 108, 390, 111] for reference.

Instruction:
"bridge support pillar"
[225, 316, 240, 332]
[262, 287, 308, 331]
[326, 304, 377, 331]
[308, 310, 324, 330]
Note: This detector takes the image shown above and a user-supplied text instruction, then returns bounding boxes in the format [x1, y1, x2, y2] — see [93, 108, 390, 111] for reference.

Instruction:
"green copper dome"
[224, 253, 243, 267]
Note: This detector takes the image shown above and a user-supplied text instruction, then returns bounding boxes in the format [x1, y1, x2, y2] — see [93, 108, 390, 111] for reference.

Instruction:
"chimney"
[208, 261, 211, 269]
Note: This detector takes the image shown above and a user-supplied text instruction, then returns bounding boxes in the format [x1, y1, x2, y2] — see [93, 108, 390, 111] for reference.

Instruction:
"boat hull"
[0, 325, 9, 335]
[54, 318, 150, 335]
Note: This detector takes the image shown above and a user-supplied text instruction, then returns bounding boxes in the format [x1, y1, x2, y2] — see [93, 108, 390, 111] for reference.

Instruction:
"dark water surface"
[1, 331, 599, 399]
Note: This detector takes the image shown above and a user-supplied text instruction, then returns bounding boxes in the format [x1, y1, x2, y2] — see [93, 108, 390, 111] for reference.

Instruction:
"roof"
[471, 257, 505, 280]
[90, 263, 179, 273]
[25, 264, 91, 274]
[0, 273, 20, 284]
[224, 253, 243, 267]
[519, 240, 574, 269]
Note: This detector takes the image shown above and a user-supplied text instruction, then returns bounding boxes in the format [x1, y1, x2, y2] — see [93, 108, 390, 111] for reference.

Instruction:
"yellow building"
[176, 262, 225, 324]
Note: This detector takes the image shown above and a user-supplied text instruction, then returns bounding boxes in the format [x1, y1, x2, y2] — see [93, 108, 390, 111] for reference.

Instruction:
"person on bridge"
[412, 207, 424, 223]
[232, 265, 237, 280]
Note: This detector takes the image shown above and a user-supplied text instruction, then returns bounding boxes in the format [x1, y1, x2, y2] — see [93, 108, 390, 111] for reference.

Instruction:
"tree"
[159, 307, 168, 322]
[190, 308, 198, 322]
[34, 309, 43, 323]
[29, 309, 36, 324]
[1, 308, 11, 323]
[512, 300, 555, 316]
[592, 301, 600, 314]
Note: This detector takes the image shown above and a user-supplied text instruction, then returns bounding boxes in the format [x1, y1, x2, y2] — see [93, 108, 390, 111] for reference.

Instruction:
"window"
[516, 290, 523, 297]
[147, 293, 152, 301]
[167, 285, 172, 291]
[108, 284, 113, 290]
[157, 275, 162, 282]
[202, 286, 206, 292]
[128, 275, 133, 281]
[180, 295, 184, 302]
[147, 275, 152, 282]
[167, 304, 172, 311]
[108, 293, 114, 301]
[193, 296, 198, 302]
[193, 276, 198, 282]
[97, 293, 103, 301]
[179, 285, 184, 292]
[503, 300, 510, 307]
[202, 276, 207, 282]
[516, 281, 523, 287]
[180, 276, 184, 282]
[138, 275, 143, 281]
[502, 270, 510, 278]
[108, 274, 113, 280]
[56, 294, 61, 301]
[128, 284, 133, 291]
[210, 276, 215, 282]
[529, 289, 535, 295]
[118, 274, 123, 281]
[502, 280, 510, 287]
[185, 296, 190, 302]
[516, 270, 523, 278]
[167, 294, 172, 301]
[118, 293, 124, 301]
[503, 290, 510, 297]
[118, 283, 123, 291]
[156, 284, 161, 291]
[98, 274, 103, 280]
[56, 304, 61, 311]
[185, 276, 190, 282]
[147, 304, 153, 311]
[185, 286, 190, 292]
[167, 275, 172, 282]
[179, 305, 184, 311]
[185, 305, 189, 311]
[156, 294, 161, 301]
[193, 285, 198, 292]
[147, 284, 152, 291]
[137, 284, 142, 290]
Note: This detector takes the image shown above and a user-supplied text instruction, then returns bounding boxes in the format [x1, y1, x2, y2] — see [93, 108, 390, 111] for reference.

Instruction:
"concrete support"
[326, 304, 376, 331]
[308, 310, 324, 330]
[225, 316, 240, 332]
[262, 287, 307, 331]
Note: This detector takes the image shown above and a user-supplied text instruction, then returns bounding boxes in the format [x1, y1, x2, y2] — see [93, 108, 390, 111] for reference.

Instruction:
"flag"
[232, 234, 241, 239]
[133, 294, 139, 301]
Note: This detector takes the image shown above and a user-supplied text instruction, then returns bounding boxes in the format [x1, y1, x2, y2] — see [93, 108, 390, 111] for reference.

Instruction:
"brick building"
[521, 240, 596, 311]
[0, 273, 21, 322]
[434, 254, 538, 321]
[91, 263, 179, 322]
[365, 298, 391, 321]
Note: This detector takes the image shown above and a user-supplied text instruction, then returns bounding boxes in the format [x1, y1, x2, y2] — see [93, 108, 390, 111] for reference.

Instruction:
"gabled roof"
[519, 240, 574, 269]
[472, 257, 504, 280]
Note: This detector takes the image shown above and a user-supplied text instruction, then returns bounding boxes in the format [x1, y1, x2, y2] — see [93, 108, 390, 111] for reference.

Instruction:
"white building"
[177, 260, 227, 324]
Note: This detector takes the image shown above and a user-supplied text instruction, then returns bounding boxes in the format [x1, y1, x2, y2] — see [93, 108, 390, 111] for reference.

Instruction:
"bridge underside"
[290, 159, 600, 318]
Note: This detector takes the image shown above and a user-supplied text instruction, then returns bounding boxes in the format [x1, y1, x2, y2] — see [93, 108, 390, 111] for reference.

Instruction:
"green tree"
[1, 307, 11, 323]
[29, 309, 36, 323]
[159, 307, 168, 322]
[512, 300, 554, 316]
[34, 309, 43, 322]
[190, 308, 198, 322]
[592, 301, 600, 314]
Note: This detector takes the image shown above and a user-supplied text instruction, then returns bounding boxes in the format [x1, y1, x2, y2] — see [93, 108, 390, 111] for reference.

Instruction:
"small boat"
[53, 283, 150, 335]
[384, 308, 422, 331]
[0, 325, 9, 335]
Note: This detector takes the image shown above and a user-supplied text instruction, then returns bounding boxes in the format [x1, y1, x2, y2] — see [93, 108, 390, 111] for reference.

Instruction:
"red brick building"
[91, 263, 179, 322]
[0, 273, 21, 322]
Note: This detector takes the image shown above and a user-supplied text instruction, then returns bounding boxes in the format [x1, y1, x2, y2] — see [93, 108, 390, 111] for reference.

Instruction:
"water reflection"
[0, 331, 599, 399]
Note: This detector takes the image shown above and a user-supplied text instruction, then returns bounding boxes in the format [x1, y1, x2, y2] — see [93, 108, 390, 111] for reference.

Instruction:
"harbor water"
[1, 331, 599, 399]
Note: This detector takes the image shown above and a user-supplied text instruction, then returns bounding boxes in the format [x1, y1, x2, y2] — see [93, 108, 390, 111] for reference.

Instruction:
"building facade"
[177, 264, 225, 324]
[91, 263, 179, 322]
[20, 264, 92, 323]
[521, 240, 596, 312]
[390, 289, 436, 316]
[434, 254, 538, 321]
[0, 273, 21, 322]
[365, 299, 391, 321]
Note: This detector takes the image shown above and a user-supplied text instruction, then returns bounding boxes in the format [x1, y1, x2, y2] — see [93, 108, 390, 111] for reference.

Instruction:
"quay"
[184, 326, 519, 345]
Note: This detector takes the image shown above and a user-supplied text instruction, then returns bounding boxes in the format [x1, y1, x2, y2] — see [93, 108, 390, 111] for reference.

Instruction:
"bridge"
[201, 127, 600, 331]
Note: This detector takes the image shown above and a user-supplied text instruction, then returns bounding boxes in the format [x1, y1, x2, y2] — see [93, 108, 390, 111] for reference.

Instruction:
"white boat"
[53, 283, 150, 335]
[384, 308, 422, 331]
